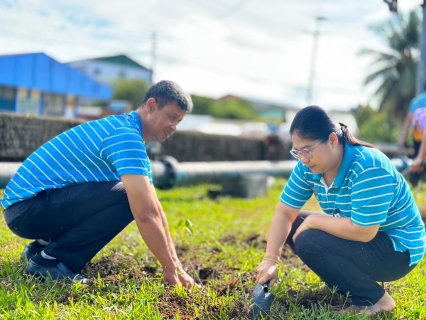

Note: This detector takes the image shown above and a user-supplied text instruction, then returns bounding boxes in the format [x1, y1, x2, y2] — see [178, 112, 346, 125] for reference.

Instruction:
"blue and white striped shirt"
[280, 143, 426, 266]
[2, 111, 152, 209]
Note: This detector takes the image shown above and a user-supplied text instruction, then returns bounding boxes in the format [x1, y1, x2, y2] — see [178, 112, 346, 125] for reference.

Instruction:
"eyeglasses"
[290, 139, 327, 160]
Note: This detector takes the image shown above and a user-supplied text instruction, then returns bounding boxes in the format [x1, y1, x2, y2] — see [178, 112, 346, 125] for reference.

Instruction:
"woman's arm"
[293, 215, 380, 243]
[256, 202, 300, 285]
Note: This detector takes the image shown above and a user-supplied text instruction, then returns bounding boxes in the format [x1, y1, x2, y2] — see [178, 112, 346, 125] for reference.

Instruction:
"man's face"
[147, 101, 187, 142]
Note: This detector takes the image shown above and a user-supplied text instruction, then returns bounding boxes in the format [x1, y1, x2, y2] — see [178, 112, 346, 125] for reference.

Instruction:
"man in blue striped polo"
[2, 80, 195, 287]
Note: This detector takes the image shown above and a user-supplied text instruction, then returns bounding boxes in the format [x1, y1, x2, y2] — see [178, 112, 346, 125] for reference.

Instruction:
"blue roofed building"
[0, 52, 113, 118]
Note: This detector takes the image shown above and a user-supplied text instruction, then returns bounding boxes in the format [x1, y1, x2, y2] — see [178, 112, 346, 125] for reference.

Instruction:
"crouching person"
[2, 80, 195, 287]
[256, 106, 426, 316]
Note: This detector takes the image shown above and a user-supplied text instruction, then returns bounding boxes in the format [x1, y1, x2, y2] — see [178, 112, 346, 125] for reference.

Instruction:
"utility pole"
[151, 31, 157, 84]
[384, 0, 426, 95]
[383, 0, 397, 12]
[416, 1, 426, 95]
[306, 15, 326, 105]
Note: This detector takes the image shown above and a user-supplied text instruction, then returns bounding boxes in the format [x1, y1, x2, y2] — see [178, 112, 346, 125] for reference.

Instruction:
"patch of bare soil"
[275, 287, 351, 315]
[157, 289, 221, 319]
[58, 242, 389, 319]
[83, 253, 160, 284]
[221, 233, 310, 272]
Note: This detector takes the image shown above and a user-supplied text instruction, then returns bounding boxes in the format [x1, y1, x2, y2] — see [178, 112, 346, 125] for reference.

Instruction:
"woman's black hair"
[289, 105, 374, 148]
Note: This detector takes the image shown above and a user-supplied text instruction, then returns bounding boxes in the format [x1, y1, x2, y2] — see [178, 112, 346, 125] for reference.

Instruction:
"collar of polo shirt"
[312, 143, 355, 188]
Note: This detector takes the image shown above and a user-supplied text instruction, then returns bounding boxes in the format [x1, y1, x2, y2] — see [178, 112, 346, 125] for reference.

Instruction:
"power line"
[155, 52, 363, 96]
[0, 27, 151, 57]
[0, 10, 154, 43]
[219, 0, 250, 19]
[151, 31, 157, 83]
[185, 0, 305, 34]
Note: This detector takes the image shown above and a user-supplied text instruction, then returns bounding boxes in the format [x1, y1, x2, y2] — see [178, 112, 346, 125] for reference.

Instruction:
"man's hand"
[164, 268, 181, 286]
[411, 157, 425, 173]
[256, 260, 279, 287]
[177, 268, 195, 288]
[163, 266, 195, 288]
[398, 136, 407, 148]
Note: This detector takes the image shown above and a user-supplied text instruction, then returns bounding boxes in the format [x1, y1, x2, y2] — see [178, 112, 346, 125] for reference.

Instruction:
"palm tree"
[359, 9, 420, 123]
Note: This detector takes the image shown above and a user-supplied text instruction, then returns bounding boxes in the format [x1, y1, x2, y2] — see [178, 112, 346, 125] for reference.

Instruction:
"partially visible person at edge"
[256, 105, 426, 316]
[399, 91, 426, 186]
[1, 80, 195, 287]
[410, 107, 426, 175]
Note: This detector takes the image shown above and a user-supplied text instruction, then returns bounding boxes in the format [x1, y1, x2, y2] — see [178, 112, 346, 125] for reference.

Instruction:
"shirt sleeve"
[280, 161, 313, 209]
[408, 98, 417, 113]
[100, 128, 153, 185]
[350, 167, 396, 226]
[413, 108, 426, 130]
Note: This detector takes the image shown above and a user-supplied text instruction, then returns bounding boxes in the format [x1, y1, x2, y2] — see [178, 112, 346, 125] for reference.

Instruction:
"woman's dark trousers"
[285, 211, 415, 306]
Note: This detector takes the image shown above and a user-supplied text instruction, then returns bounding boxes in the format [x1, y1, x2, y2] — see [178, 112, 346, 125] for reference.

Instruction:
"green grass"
[0, 181, 425, 319]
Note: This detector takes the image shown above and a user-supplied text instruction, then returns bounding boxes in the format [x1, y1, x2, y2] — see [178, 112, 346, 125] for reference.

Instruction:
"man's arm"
[152, 188, 194, 286]
[399, 113, 413, 147]
[121, 174, 193, 287]
[411, 129, 426, 173]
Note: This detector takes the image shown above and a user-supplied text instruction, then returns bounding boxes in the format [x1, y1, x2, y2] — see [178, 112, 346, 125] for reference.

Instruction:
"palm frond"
[361, 9, 420, 119]
[363, 64, 397, 86]
[358, 48, 399, 61]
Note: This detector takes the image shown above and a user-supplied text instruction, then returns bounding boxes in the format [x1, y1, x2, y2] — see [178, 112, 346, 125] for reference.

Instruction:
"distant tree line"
[104, 78, 261, 121]
[190, 95, 260, 120]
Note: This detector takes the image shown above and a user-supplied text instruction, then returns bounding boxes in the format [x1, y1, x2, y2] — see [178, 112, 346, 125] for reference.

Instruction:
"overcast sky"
[0, 0, 423, 111]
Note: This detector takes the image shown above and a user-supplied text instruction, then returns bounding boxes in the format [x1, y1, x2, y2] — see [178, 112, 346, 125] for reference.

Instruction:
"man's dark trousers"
[4, 181, 134, 272]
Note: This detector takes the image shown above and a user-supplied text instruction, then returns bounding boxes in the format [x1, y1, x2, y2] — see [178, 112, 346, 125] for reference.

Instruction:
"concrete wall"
[0, 113, 84, 161]
[0, 113, 292, 162]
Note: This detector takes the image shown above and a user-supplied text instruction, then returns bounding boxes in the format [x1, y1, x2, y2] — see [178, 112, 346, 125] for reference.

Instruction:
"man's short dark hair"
[141, 80, 193, 112]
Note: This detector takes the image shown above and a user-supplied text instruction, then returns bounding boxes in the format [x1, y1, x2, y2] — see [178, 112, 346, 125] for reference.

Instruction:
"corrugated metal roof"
[71, 54, 150, 71]
[0, 52, 113, 100]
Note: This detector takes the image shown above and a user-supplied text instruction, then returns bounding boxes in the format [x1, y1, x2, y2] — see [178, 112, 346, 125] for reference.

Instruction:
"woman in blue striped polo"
[256, 105, 426, 316]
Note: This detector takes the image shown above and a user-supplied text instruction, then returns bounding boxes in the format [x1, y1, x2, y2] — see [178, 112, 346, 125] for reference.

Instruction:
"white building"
[67, 54, 152, 85]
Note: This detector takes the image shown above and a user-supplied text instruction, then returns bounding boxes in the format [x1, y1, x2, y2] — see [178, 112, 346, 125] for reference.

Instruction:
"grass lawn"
[0, 180, 425, 319]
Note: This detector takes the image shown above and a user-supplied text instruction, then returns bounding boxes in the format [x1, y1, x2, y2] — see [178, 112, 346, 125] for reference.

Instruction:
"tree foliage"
[191, 95, 260, 120]
[359, 9, 420, 123]
[214, 99, 260, 120]
[190, 95, 217, 115]
[112, 78, 150, 110]
[358, 111, 399, 143]
[354, 105, 376, 128]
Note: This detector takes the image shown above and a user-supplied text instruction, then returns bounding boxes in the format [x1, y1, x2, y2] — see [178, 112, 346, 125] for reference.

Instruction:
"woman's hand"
[292, 216, 312, 243]
[256, 258, 279, 287]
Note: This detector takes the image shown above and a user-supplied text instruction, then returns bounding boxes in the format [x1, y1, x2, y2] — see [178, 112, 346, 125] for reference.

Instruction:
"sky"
[0, 0, 423, 111]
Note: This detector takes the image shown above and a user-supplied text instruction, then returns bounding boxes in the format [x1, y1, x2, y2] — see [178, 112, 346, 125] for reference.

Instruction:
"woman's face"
[291, 133, 339, 174]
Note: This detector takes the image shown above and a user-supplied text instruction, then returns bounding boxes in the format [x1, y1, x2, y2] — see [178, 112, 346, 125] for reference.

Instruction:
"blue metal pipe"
[0, 157, 297, 190]
[0, 156, 416, 190]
